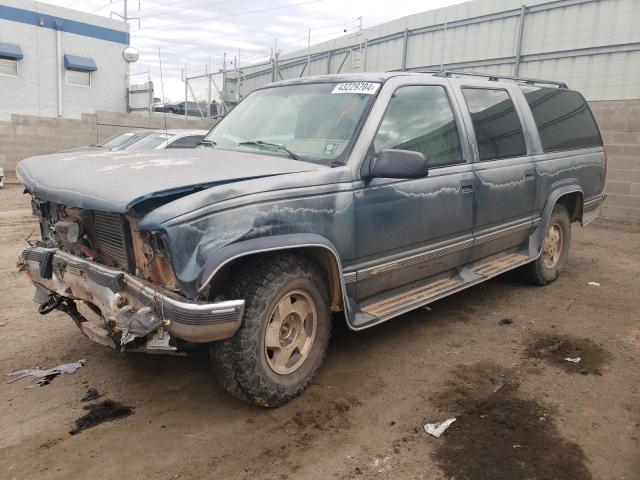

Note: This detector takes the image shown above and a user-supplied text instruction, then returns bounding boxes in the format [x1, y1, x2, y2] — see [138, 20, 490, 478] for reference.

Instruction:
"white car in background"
[123, 129, 208, 150]
[60, 129, 209, 153]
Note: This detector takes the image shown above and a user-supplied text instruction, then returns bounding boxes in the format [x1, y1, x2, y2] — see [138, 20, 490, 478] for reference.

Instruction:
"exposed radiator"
[93, 211, 130, 270]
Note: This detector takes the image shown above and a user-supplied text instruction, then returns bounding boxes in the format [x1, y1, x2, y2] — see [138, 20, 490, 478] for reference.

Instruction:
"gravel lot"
[1, 182, 639, 480]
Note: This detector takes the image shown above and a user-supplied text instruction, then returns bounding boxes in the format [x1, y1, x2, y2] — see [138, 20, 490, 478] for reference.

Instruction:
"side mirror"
[364, 149, 429, 179]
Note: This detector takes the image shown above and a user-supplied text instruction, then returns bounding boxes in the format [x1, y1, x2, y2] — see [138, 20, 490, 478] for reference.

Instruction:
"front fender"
[197, 233, 356, 322]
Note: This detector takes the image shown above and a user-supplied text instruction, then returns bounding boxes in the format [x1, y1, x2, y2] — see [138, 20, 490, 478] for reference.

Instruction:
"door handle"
[524, 166, 535, 180]
[460, 180, 475, 194]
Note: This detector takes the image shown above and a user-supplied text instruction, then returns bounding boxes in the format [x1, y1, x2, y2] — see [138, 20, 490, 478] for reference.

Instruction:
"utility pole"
[221, 52, 227, 115]
[236, 49, 240, 103]
[184, 62, 188, 118]
[207, 58, 212, 118]
[274, 39, 279, 81]
[307, 28, 311, 64]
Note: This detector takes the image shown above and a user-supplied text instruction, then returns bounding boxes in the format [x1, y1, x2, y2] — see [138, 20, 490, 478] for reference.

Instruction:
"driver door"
[353, 82, 476, 300]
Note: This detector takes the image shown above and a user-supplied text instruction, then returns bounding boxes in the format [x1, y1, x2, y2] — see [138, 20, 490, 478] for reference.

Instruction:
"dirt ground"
[1, 181, 639, 480]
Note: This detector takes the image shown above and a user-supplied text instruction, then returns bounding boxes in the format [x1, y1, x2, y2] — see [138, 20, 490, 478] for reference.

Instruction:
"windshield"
[124, 132, 174, 150]
[97, 132, 143, 148]
[204, 82, 379, 164]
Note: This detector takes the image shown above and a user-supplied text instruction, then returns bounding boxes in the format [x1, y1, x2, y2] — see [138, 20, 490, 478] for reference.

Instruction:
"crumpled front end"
[18, 247, 244, 352]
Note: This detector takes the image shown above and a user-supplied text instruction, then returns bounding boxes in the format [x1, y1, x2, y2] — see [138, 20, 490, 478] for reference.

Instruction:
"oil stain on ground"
[70, 400, 133, 435]
[526, 333, 611, 375]
[430, 363, 592, 480]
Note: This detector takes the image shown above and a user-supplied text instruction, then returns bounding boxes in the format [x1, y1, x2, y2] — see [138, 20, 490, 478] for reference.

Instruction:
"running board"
[355, 251, 530, 327]
[471, 252, 528, 278]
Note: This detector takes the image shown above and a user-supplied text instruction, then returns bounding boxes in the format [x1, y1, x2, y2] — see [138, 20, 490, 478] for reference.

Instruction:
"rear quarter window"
[521, 87, 602, 152]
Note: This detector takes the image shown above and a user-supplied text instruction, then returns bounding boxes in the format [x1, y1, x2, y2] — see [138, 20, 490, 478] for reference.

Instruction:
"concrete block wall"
[2, 102, 639, 222]
[0, 111, 217, 180]
[591, 100, 640, 221]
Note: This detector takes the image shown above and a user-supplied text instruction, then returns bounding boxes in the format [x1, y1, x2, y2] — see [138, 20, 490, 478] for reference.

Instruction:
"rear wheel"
[521, 204, 571, 285]
[210, 254, 331, 407]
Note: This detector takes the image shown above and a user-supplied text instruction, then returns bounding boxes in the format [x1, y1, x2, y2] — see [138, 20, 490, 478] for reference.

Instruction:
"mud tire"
[209, 254, 331, 407]
[521, 204, 571, 285]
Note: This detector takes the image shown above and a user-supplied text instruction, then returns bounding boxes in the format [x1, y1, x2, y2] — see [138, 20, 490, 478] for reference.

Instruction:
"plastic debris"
[494, 376, 510, 393]
[424, 418, 457, 438]
[587, 282, 600, 287]
[564, 357, 582, 363]
[6, 359, 86, 388]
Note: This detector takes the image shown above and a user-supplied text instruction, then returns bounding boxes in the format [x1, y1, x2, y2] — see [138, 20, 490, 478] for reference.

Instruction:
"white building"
[0, 0, 130, 120]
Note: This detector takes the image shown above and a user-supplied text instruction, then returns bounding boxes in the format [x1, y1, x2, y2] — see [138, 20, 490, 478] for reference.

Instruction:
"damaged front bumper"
[19, 247, 244, 350]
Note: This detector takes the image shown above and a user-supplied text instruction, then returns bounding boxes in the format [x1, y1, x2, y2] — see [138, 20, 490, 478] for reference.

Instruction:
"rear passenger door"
[455, 85, 537, 261]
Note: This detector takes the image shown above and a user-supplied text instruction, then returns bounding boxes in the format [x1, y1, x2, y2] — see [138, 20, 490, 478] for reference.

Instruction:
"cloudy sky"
[46, 0, 466, 100]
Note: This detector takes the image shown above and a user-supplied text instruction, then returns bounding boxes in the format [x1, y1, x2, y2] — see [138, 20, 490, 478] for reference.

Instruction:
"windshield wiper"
[238, 140, 300, 160]
[198, 139, 216, 147]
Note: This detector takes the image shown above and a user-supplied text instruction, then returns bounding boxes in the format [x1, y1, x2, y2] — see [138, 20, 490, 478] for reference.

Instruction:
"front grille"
[93, 211, 131, 270]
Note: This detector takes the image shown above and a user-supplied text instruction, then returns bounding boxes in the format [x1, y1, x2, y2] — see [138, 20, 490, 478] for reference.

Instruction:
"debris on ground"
[564, 357, 581, 363]
[6, 359, 87, 388]
[0, 321, 7, 327]
[424, 418, 457, 438]
[526, 333, 610, 375]
[499, 318, 513, 325]
[69, 400, 133, 435]
[432, 362, 591, 480]
[493, 376, 511, 393]
[81, 387, 103, 402]
[587, 281, 600, 287]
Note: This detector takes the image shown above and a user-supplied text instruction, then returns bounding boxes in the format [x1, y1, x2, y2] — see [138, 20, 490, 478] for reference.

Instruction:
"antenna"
[158, 48, 168, 136]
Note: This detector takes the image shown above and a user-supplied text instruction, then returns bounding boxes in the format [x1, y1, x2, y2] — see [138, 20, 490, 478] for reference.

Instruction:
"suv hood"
[17, 149, 323, 212]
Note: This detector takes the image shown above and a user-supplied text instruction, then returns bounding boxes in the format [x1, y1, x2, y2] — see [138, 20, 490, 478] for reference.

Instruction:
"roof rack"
[415, 69, 568, 89]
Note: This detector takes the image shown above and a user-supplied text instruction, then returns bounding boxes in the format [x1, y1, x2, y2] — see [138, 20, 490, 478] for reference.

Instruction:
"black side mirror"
[364, 149, 429, 179]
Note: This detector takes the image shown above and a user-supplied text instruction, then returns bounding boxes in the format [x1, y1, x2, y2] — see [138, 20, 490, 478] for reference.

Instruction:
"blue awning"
[0, 42, 23, 60]
[63, 54, 97, 72]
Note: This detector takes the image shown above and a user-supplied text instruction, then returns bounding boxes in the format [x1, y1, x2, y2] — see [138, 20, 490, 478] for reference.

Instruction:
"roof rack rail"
[414, 69, 568, 89]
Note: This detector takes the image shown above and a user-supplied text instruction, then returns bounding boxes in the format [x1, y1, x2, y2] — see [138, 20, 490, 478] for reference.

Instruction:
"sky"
[44, 0, 467, 101]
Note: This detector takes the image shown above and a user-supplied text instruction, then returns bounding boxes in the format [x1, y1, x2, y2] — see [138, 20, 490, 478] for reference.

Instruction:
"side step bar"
[355, 252, 529, 328]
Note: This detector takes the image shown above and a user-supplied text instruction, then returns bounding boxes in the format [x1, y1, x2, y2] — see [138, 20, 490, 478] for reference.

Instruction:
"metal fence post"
[513, 4, 527, 76]
[401, 28, 409, 71]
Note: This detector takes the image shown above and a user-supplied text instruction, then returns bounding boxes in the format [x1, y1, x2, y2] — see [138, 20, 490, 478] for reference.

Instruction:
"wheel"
[210, 254, 331, 407]
[521, 204, 571, 285]
[165, 108, 175, 114]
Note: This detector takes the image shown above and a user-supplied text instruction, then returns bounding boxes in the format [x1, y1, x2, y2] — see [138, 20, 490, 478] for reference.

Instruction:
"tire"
[521, 204, 571, 285]
[165, 109, 175, 114]
[210, 254, 332, 407]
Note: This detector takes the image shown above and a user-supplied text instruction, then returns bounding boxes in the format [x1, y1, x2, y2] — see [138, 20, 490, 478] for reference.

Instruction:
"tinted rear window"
[521, 87, 602, 152]
[462, 88, 527, 161]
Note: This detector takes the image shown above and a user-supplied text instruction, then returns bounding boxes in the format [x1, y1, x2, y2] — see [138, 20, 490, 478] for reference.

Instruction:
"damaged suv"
[18, 72, 606, 407]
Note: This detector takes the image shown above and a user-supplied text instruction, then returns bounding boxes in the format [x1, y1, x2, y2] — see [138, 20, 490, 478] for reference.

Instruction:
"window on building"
[66, 69, 91, 87]
[521, 87, 602, 152]
[374, 85, 464, 167]
[63, 54, 96, 87]
[0, 42, 23, 77]
[166, 135, 205, 148]
[0, 58, 18, 76]
[462, 88, 526, 161]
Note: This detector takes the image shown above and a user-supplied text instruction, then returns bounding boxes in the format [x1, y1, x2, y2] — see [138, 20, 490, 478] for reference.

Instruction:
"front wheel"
[521, 204, 571, 285]
[210, 254, 331, 407]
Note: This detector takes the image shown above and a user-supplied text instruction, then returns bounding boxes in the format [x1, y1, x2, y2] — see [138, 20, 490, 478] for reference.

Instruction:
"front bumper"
[19, 247, 244, 347]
